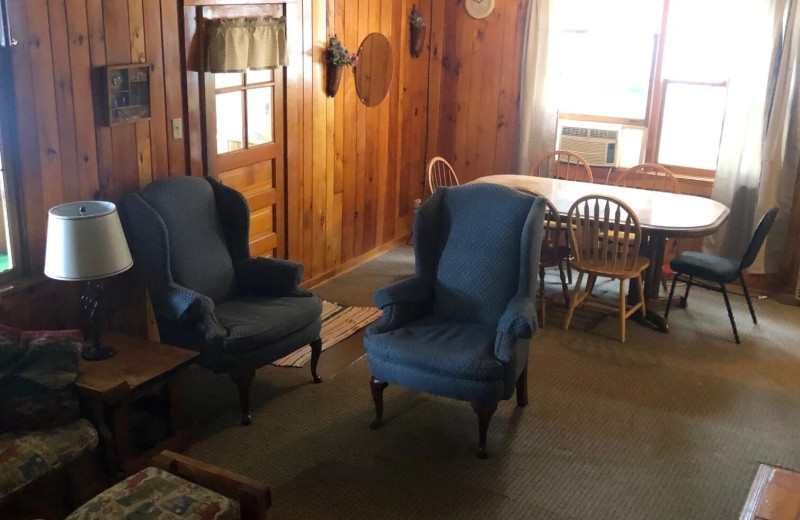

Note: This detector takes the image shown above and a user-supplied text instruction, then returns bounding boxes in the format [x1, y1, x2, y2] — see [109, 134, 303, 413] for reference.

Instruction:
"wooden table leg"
[112, 403, 133, 468]
[87, 400, 118, 476]
[166, 373, 188, 436]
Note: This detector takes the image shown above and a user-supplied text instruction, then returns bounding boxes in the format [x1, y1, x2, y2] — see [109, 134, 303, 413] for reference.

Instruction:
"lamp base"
[81, 343, 115, 361]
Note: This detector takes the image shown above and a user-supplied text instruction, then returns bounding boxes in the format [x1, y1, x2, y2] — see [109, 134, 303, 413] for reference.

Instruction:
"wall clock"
[465, 0, 495, 19]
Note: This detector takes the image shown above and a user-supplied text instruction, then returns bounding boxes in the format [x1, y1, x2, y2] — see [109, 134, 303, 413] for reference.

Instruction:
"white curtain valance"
[206, 16, 287, 73]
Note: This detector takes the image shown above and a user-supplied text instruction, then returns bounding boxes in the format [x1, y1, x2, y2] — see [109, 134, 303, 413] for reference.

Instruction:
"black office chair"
[664, 208, 779, 344]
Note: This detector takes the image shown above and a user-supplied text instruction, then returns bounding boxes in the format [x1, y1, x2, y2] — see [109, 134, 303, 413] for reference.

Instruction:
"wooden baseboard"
[302, 234, 411, 289]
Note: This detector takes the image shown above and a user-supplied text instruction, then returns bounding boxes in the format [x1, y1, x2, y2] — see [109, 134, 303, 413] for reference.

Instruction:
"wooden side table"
[75, 332, 198, 475]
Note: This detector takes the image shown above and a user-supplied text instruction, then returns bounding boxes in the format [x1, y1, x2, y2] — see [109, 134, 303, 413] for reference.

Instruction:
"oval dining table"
[473, 175, 730, 332]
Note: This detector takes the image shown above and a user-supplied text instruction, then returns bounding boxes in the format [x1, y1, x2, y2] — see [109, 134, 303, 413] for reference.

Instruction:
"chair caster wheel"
[240, 414, 252, 426]
[476, 447, 488, 459]
[369, 419, 383, 430]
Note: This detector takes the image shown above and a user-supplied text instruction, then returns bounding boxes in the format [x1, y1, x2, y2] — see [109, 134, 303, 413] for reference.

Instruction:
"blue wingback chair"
[119, 176, 323, 426]
[364, 183, 546, 458]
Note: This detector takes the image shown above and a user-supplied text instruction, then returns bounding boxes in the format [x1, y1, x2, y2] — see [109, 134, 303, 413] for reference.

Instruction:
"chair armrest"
[494, 295, 536, 361]
[156, 283, 216, 322]
[373, 276, 432, 308]
[369, 277, 433, 334]
[236, 257, 304, 297]
[152, 450, 270, 520]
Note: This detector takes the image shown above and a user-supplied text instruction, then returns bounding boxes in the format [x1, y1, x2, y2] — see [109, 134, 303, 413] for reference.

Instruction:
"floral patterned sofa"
[0, 326, 99, 503]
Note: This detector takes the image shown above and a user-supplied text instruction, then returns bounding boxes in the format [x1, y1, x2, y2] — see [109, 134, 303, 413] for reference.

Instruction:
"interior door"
[202, 5, 286, 258]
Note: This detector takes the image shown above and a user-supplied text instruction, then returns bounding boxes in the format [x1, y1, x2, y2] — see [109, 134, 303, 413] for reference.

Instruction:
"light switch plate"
[171, 118, 182, 140]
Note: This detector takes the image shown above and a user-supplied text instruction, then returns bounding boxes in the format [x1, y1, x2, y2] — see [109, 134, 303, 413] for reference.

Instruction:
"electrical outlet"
[171, 118, 183, 140]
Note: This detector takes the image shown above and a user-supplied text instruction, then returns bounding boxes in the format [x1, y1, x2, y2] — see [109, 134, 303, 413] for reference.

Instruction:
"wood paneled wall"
[2, 0, 431, 330]
[427, 0, 530, 185]
[2, 0, 184, 331]
[183, 0, 431, 283]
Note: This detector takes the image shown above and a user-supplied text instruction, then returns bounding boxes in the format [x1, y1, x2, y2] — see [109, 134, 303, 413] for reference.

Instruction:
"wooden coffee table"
[75, 332, 198, 475]
[741, 464, 800, 520]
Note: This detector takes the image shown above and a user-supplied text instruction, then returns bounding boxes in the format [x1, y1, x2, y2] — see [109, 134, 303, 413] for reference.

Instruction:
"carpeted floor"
[181, 246, 800, 519]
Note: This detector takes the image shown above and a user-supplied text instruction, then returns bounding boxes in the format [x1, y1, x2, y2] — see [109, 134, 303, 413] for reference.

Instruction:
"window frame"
[653, 78, 728, 176]
[557, 31, 659, 129]
[0, 2, 25, 285]
[557, 0, 725, 179]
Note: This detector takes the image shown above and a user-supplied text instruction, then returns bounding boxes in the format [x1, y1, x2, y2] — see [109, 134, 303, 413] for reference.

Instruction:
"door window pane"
[247, 69, 273, 84]
[247, 87, 274, 146]
[658, 83, 726, 170]
[216, 91, 244, 153]
[215, 73, 243, 89]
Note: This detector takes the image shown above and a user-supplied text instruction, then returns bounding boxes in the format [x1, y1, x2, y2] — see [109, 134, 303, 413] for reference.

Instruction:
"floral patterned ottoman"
[66, 466, 241, 520]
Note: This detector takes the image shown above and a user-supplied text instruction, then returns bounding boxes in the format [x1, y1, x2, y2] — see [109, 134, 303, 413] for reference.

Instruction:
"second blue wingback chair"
[120, 177, 323, 426]
[364, 183, 546, 458]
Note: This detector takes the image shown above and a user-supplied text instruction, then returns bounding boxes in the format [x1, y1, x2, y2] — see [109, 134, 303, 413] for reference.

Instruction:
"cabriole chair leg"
[516, 368, 529, 407]
[369, 377, 389, 430]
[310, 337, 323, 383]
[471, 401, 498, 459]
[231, 370, 256, 426]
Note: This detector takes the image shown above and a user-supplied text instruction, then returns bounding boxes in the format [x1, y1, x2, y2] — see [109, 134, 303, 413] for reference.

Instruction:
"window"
[655, 0, 730, 171]
[215, 70, 275, 155]
[554, 0, 734, 176]
[557, 0, 662, 123]
[0, 6, 21, 281]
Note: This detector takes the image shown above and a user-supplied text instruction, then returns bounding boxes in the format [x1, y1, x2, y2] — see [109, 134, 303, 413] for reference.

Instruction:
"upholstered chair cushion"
[669, 251, 741, 283]
[0, 419, 98, 500]
[365, 316, 502, 381]
[215, 294, 322, 352]
[431, 184, 537, 325]
[138, 177, 238, 304]
[66, 466, 239, 520]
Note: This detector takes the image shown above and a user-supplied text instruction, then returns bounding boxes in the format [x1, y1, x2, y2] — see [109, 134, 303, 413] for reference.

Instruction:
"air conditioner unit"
[557, 123, 620, 167]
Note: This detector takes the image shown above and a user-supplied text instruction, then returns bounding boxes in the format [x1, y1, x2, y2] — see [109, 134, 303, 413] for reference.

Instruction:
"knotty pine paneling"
[429, 0, 530, 184]
[3, 0, 431, 331]
[247, 0, 430, 282]
[287, 0, 431, 282]
[2, 0, 184, 333]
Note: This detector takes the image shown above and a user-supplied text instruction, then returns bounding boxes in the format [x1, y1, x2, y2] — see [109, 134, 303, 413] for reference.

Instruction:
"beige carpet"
[181, 247, 800, 519]
[273, 301, 382, 367]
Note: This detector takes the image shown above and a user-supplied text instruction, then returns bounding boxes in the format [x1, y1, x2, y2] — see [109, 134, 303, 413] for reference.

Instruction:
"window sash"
[0, 8, 23, 284]
[555, 0, 728, 177]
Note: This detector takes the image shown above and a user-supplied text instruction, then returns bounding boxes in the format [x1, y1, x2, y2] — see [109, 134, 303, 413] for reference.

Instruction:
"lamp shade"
[44, 201, 133, 281]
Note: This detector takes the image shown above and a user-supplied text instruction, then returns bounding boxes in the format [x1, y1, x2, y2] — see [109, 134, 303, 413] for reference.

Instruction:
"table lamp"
[44, 201, 133, 361]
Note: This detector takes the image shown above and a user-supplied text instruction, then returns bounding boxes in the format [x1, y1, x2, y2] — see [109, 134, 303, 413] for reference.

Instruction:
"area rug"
[272, 300, 382, 367]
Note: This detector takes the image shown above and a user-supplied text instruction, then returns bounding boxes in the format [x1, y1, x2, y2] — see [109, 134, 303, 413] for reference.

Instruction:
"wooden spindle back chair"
[615, 163, 680, 289]
[614, 163, 680, 193]
[528, 150, 594, 183]
[563, 195, 650, 342]
[520, 190, 571, 327]
[426, 156, 460, 193]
